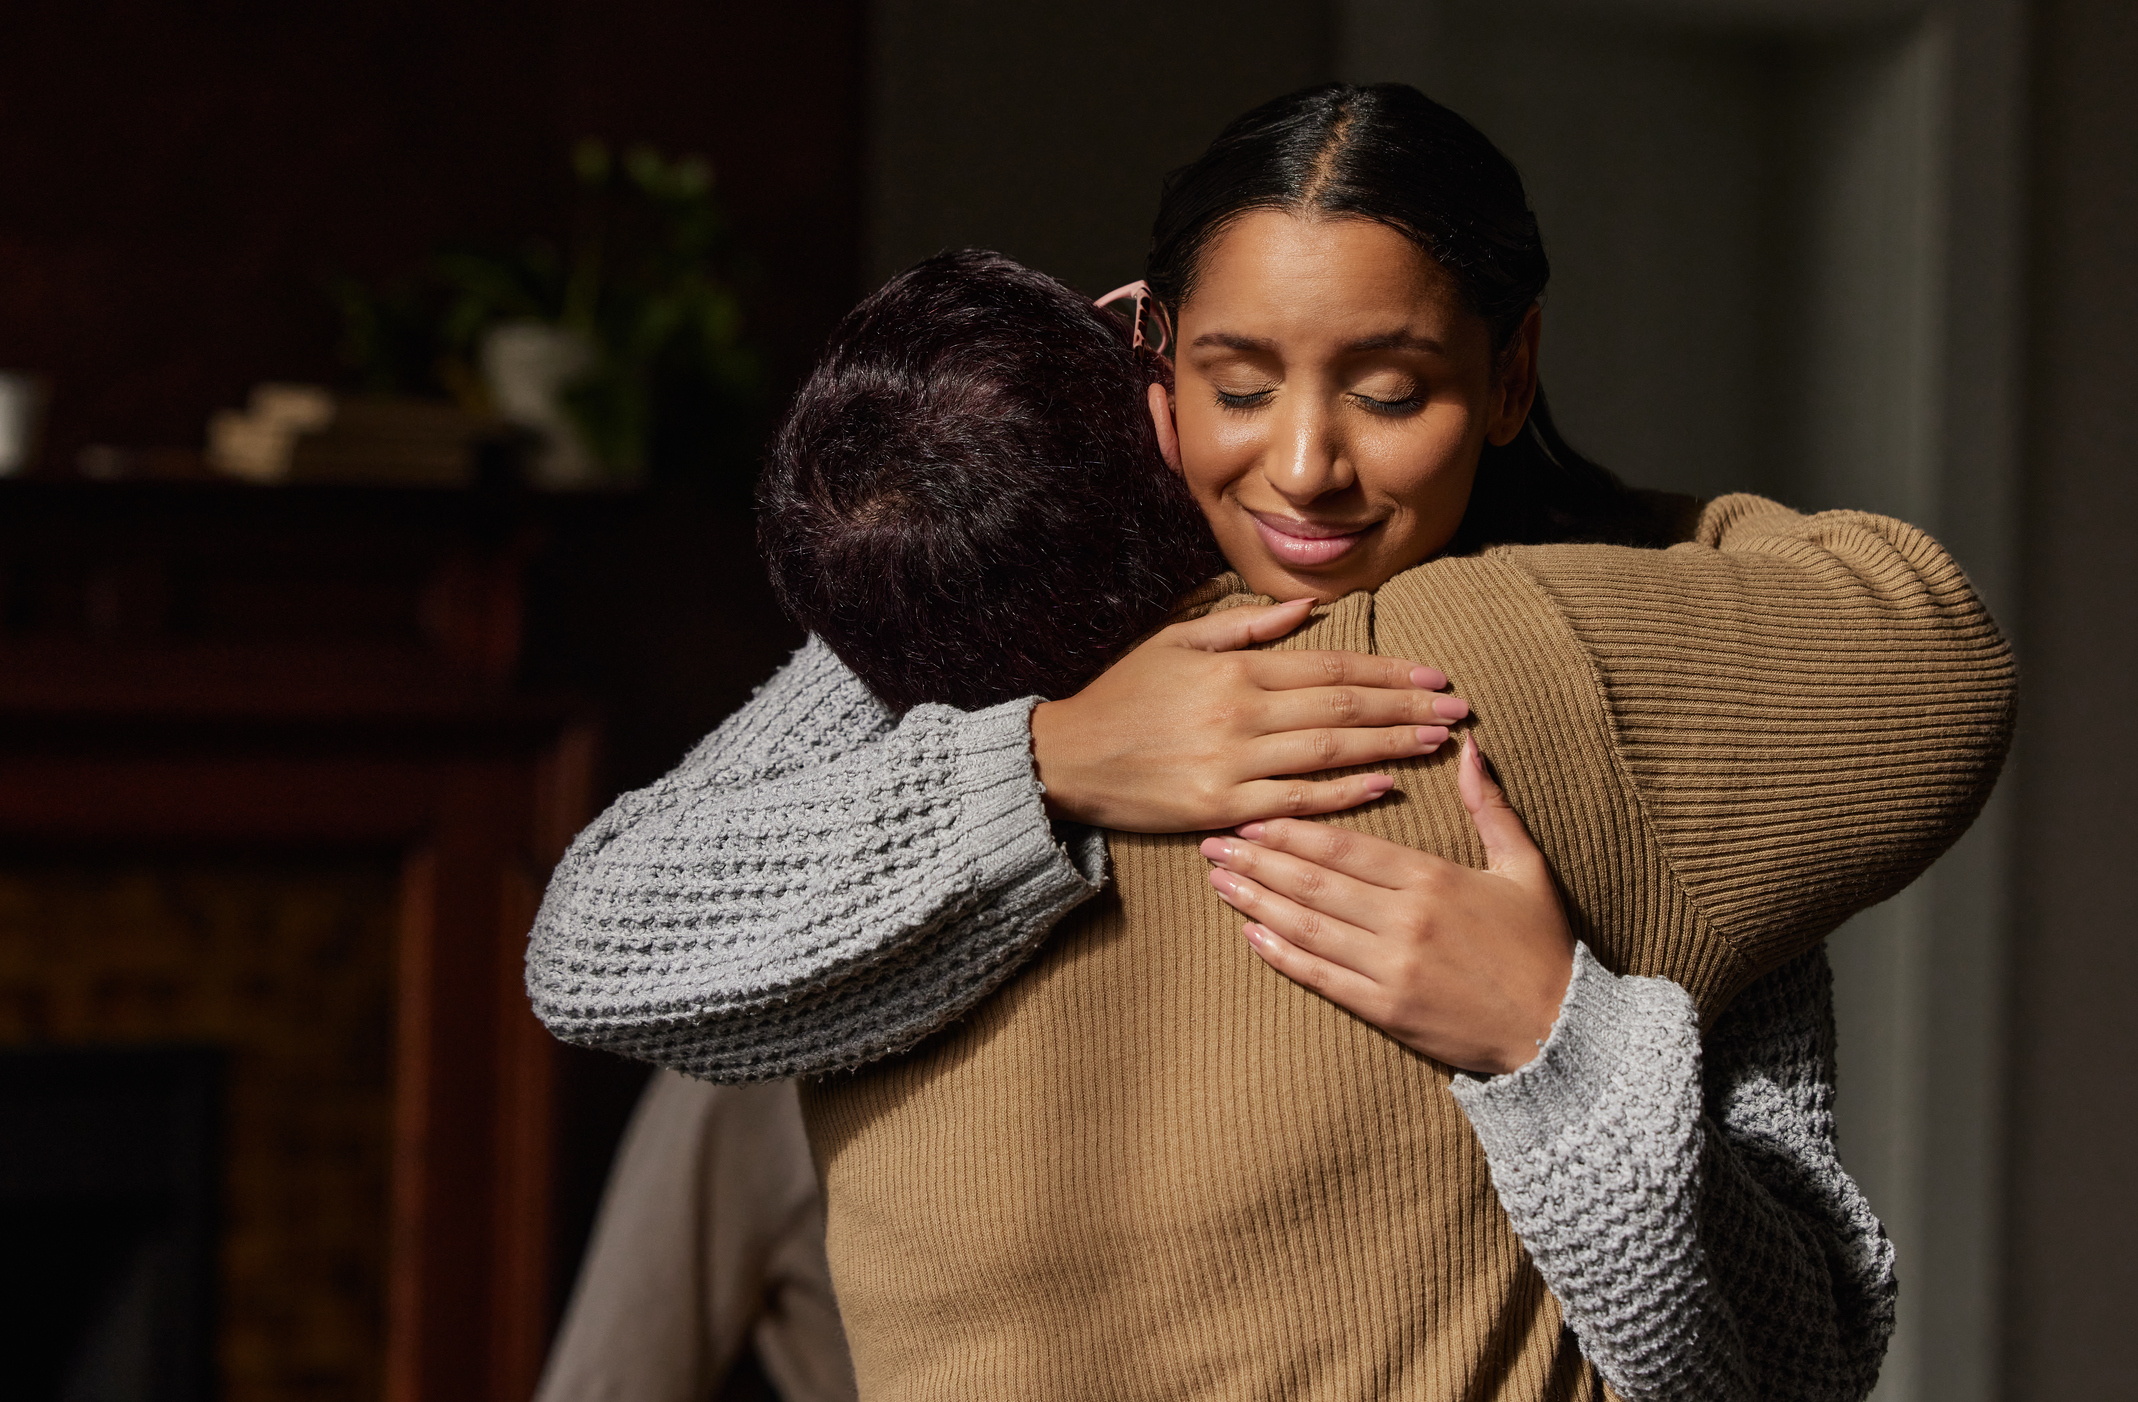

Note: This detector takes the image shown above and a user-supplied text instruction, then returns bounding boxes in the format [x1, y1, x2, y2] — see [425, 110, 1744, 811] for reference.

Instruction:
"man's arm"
[1516, 493, 2017, 986]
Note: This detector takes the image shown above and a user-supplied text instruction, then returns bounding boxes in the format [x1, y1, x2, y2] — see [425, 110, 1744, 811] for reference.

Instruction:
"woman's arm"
[1453, 946, 1893, 1402]
[527, 610, 1461, 1082]
[527, 635, 1107, 1082]
[1205, 767, 1891, 1401]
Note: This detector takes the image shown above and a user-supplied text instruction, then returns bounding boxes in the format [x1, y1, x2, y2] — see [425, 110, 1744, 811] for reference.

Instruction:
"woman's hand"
[1198, 739, 1574, 1075]
[1029, 597, 1469, 832]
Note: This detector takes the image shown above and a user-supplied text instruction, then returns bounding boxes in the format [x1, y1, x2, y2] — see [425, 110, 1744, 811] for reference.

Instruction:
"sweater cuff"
[949, 695, 1107, 903]
[1449, 942, 1698, 1162]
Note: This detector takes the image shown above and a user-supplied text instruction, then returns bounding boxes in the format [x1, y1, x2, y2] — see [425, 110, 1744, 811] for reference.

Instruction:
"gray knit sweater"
[527, 636, 1895, 1402]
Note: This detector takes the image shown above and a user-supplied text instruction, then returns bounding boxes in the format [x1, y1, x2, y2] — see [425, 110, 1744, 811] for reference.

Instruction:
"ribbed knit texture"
[1517, 496, 2018, 982]
[797, 496, 2011, 1401]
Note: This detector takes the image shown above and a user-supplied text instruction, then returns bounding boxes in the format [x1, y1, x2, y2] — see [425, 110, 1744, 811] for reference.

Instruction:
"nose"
[1266, 389, 1355, 506]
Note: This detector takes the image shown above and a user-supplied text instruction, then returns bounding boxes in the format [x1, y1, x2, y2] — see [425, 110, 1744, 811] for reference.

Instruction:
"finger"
[1243, 724, 1450, 777]
[1242, 922, 1392, 1021]
[1164, 599, 1316, 654]
[1459, 738, 1546, 878]
[1259, 685, 1471, 733]
[1242, 649, 1451, 694]
[1205, 870, 1377, 974]
[1227, 774, 1396, 823]
[1201, 835, 1401, 929]
[1229, 817, 1442, 890]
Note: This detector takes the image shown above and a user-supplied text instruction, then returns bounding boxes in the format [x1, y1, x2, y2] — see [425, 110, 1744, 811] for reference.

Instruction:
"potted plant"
[334, 141, 762, 490]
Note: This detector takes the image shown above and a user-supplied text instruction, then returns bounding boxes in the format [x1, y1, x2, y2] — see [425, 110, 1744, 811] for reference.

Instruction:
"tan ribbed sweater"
[800, 495, 2015, 1401]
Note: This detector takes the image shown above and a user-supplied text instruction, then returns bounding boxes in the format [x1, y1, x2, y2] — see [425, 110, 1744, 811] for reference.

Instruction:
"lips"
[1248, 511, 1378, 568]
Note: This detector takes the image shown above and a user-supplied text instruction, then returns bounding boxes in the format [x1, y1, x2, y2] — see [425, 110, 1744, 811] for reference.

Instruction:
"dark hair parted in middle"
[1148, 82, 1672, 551]
[759, 250, 1225, 716]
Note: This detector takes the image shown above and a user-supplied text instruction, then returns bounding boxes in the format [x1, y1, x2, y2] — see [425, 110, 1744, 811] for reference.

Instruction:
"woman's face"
[1162, 210, 1539, 601]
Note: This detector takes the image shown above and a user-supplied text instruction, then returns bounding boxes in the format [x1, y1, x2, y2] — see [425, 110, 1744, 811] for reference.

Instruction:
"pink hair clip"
[1094, 280, 1172, 356]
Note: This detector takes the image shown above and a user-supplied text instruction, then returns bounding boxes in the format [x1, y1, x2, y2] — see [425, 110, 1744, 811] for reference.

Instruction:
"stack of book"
[208, 386, 490, 486]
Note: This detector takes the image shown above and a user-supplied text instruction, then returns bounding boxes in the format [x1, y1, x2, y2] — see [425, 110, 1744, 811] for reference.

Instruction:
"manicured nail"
[1208, 870, 1246, 902]
[1244, 923, 1270, 946]
[1410, 666, 1448, 690]
[1199, 837, 1233, 864]
[1433, 696, 1471, 722]
[1235, 822, 1267, 842]
[1416, 726, 1449, 748]
[1363, 775, 1394, 798]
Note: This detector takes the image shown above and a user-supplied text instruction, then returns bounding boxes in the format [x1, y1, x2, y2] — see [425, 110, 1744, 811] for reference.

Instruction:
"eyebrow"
[1187, 329, 1449, 354]
[1345, 330, 1448, 354]
[1189, 332, 1277, 352]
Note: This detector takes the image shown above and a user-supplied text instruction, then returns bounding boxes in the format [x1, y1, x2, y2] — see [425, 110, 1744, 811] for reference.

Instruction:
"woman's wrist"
[1489, 940, 1578, 1074]
[1028, 697, 1088, 823]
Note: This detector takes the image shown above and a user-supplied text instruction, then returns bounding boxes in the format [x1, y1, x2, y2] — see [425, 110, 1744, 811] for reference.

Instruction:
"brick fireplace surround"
[0, 479, 602, 1402]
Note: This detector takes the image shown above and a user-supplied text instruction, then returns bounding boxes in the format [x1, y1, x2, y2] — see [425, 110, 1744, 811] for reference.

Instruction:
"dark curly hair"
[758, 250, 1225, 715]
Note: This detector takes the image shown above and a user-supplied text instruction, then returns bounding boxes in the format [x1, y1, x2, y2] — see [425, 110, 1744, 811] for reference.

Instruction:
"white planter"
[480, 321, 602, 488]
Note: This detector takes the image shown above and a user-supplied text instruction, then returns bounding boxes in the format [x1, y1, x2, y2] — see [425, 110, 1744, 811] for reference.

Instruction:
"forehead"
[1182, 210, 1467, 334]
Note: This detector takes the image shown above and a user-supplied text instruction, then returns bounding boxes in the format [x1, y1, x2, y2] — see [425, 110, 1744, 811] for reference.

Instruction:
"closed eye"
[1352, 392, 1424, 416]
[1215, 388, 1275, 412]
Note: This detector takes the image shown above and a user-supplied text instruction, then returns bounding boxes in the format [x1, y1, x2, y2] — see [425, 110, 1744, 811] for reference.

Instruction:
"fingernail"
[1243, 923, 1269, 946]
[1434, 696, 1471, 721]
[1199, 837, 1233, 864]
[1415, 726, 1449, 748]
[1363, 775, 1394, 798]
[1235, 822, 1267, 841]
[1409, 666, 1448, 690]
[1208, 870, 1245, 901]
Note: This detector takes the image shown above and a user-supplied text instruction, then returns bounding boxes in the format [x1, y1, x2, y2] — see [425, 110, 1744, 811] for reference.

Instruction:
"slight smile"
[1248, 510, 1381, 568]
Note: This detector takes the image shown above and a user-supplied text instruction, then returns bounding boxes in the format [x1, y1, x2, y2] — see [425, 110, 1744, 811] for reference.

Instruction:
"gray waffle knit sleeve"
[1451, 944, 1895, 1402]
[525, 636, 1107, 1083]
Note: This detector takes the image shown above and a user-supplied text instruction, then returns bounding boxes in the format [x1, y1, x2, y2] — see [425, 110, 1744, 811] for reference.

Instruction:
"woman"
[531, 87, 2012, 1400]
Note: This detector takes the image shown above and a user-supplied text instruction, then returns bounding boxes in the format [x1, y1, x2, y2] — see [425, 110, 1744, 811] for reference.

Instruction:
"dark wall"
[0, 0, 866, 472]
[2009, 0, 2138, 1393]
[0, 0, 851, 819]
[868, 0, 1335, 296]
[0, 4, 857, 1369]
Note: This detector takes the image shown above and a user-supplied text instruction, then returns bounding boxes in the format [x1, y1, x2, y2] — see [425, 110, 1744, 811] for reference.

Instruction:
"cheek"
[1174, 395, 1261, 502]
[1354, 402, 1480, 508]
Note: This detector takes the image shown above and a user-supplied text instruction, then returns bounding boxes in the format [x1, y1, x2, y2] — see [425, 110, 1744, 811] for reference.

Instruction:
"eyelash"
[1354, 392, 1424, 416]
[1211, 389, 1425, 416]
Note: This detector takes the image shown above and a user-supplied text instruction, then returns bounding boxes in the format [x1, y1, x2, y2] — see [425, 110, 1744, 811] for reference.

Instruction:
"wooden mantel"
[0, 478, 602, 1402]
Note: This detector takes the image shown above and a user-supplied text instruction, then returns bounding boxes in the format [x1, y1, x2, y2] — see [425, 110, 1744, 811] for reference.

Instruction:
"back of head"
[759, 250, 1224, 715]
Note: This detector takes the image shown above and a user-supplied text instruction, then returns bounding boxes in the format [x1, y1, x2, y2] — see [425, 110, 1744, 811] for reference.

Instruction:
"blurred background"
[0, 1, 2129, 1400]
